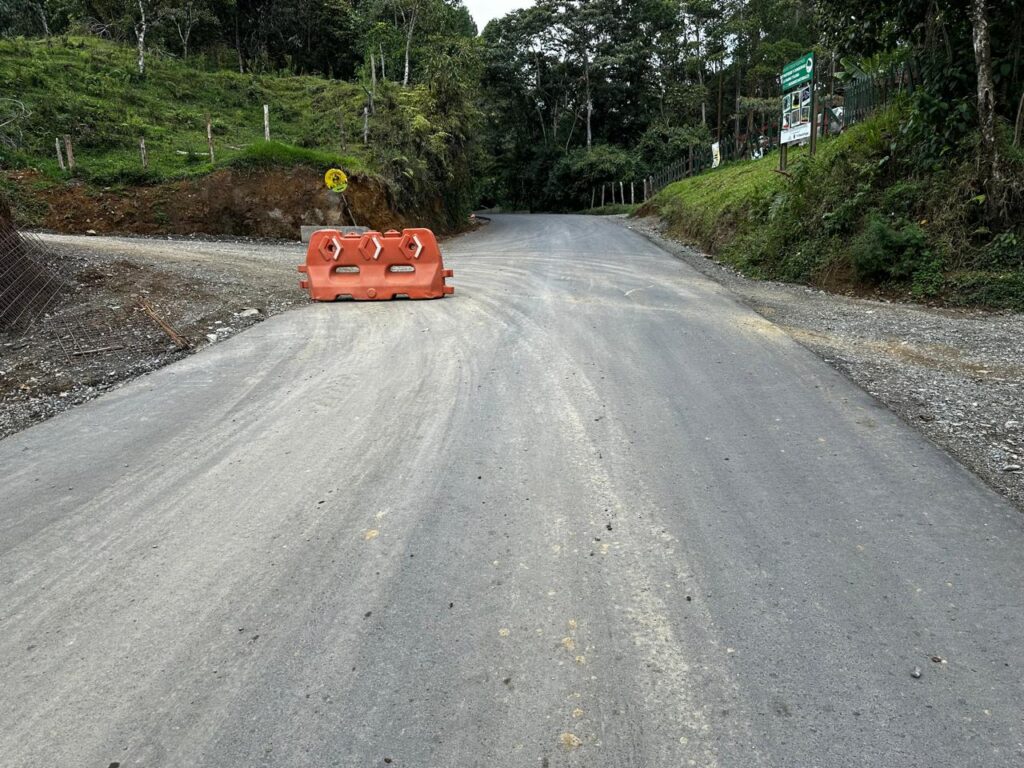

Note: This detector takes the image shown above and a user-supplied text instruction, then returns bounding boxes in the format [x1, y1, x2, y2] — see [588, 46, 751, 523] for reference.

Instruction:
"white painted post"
[263, 104, 270, 141]
[139, 137, 148, 169]
[55, 137, 65, 171]
[206, 115, 215, 162]
[631, 182, 635, 205]
[619, 181, 624, 204]
[601, 184, 605, 207]
[63, 135, 75, 170]
[363, 106, 369, 144]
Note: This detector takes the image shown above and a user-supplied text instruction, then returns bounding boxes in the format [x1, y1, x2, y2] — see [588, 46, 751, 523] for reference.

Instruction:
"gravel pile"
[626, 216, 1024, 511]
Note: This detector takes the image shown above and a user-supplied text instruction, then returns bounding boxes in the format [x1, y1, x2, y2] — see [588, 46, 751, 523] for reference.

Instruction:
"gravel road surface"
[2, 214, 1023, 767]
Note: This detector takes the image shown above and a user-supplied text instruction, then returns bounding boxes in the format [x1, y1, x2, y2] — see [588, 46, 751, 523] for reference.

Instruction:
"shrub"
[850, 214, 931, 283]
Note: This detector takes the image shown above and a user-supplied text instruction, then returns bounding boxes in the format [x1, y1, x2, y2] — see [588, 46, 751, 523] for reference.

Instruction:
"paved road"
[3, 215, 1023, 767]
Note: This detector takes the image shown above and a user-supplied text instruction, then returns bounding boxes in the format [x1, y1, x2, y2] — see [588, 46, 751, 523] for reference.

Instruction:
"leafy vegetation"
[646, 106, 1024, 310]
[0, 2, 482, 226]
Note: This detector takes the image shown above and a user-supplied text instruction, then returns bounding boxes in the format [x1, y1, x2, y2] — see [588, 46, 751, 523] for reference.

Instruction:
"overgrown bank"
[0, 37, 480, 236]
[641, 108, 1024, 311]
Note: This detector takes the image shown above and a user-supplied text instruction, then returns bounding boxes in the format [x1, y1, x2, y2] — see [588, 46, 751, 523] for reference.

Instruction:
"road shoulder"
[623, 215, 1024, 511]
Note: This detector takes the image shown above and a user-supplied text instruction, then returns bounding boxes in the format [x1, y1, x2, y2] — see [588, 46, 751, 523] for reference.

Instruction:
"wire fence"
[639, 59, 918, 198]
[0, 224, 69, 332]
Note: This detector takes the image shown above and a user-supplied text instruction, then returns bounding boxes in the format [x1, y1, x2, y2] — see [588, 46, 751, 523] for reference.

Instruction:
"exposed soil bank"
[6, 167, 413, 239]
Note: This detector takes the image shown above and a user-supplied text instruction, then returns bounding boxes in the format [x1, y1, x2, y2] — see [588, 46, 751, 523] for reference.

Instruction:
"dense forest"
[2, 0, 1023, 227]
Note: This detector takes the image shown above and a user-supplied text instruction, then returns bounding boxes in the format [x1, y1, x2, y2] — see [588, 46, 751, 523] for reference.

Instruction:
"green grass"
[0, 36, 369, 185]
[643, 109, 1024, 311]
[584, 203, 639, 216]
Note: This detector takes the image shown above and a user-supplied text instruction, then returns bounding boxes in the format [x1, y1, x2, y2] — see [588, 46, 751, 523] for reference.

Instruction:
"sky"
[464, 0, 534, 31]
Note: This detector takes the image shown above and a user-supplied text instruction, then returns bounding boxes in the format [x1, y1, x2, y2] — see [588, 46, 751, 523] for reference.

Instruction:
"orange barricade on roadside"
[298, 228, 454, 301]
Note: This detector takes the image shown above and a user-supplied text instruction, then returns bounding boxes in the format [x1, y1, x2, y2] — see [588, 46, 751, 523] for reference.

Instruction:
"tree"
[165, 0, 216, 58]
[970, 0, 998, 199]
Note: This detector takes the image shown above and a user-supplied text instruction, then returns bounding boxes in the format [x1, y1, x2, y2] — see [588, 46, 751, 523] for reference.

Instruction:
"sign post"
[779, 52, 816, 172]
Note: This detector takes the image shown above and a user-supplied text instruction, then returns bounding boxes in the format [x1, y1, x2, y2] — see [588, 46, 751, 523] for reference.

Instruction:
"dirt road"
[2, 215, 1023, 767]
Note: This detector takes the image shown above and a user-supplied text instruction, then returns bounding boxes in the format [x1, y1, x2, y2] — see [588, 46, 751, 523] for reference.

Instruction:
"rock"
[85, 229, 97, 236]
[237, 308, 260, 318]
[911, 667, 922, 679]
[1003, 465, 1022, 472]
[205, 334, 218, 343]
[1006, 420, 1021, 430]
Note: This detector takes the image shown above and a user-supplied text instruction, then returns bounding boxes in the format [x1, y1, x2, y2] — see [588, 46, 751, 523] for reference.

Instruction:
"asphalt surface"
[2, 214, 1023, 768]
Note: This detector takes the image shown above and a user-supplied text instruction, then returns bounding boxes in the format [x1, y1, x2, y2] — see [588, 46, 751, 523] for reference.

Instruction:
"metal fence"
[643, 60, 918, 197]
[0, 224, 68, 332]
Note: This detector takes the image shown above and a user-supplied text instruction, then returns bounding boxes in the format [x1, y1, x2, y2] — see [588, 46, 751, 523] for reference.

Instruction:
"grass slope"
[645, 108, 1024, 311]
[0, 36, 367, 185]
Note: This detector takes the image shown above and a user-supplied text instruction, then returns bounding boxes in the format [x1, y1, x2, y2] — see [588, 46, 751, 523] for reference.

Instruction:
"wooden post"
[601, 184, 605, 207]
[139, 137, 148, 169]
[263, 104, 270, 141]
[55, 137, 66, 171]
[630, 182, 635, 205]
[339, 111, 347, 152]
[363, 106, 369, 145]
[206, 115, 215, 163]
[590, 187, 596, 210]
[619, 181, 624, 204]
[63, 135, 75, 171]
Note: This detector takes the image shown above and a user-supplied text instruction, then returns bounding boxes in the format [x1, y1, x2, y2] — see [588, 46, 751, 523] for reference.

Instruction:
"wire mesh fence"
[0, 226, 69, 332]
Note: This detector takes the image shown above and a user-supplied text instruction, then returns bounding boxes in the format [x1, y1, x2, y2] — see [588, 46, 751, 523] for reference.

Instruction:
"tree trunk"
[716, 66, 723, 141]
[1015, 89, 1024, 147]
[135, 0, 147, 75]
[235, 11, 244, 73]
[33, 2, 50, 36]
[403, 10, 417, 86]
[695, 25, 707, 126]
[586, 97, 593, 150]
[971, 0, 999, 199]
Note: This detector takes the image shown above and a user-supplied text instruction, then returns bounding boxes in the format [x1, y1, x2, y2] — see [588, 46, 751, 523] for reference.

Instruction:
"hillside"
[0, 37, 367, 184]
[642, 108, 1024, 311]
[0, 37, 478, 235]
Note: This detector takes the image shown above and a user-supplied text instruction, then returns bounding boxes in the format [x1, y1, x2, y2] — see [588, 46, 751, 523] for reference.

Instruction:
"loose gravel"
[0, 233, 306, 439]
[625, 215, 1024, 510]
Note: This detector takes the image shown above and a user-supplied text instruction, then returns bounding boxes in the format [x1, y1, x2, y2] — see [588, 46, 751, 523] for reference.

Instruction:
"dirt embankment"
[9, 167, 410, 239]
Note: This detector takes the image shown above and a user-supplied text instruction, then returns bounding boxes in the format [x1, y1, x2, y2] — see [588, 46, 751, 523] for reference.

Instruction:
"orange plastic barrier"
[298, 228, 454, 301]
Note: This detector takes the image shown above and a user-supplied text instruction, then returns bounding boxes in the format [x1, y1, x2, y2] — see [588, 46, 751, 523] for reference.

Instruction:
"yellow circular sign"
[325, 168, 348, 193]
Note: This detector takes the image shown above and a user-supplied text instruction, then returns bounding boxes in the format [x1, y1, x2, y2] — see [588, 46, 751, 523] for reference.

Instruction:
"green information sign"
[781, 52, 814, 91]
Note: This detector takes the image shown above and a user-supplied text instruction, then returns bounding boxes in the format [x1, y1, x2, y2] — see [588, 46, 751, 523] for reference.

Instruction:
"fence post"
[339, 111, 347, 152]
[206, 115, 215, 162]
[630, 182, 635, 205]
[591, 187, 596, 209]
[139, 137, 148, 169]
[263, 104, 270, 141]
[601, 184, 605, 207]
[63, 135, 75, 171]
[363, 106, 369, 144]
[55, 137, 65, 171]
[619, 181, 624, 205]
